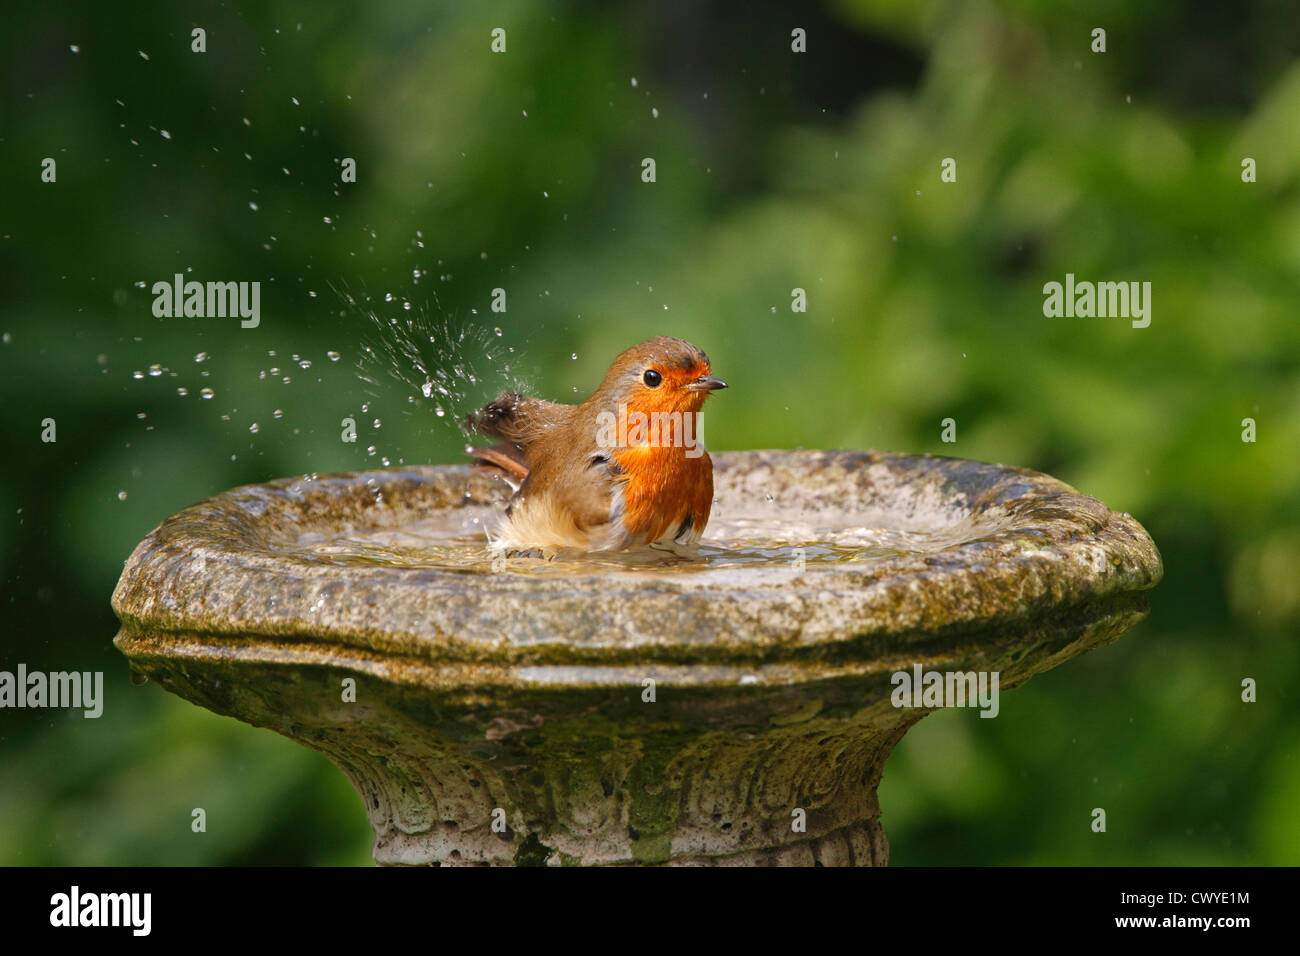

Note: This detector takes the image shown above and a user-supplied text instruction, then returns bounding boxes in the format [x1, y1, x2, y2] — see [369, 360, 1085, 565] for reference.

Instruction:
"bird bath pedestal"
[111, 450, 1161, 865]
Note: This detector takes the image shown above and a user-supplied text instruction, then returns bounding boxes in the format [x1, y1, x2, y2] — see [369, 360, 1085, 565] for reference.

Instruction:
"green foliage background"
[2, 1, 1297, 865]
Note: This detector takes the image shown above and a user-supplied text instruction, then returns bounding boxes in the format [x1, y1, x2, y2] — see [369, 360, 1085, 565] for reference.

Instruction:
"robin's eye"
[642, 369, 662, 388]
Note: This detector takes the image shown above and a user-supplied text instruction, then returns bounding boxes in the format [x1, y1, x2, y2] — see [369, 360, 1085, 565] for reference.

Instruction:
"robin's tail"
[465, 442, 529, 482]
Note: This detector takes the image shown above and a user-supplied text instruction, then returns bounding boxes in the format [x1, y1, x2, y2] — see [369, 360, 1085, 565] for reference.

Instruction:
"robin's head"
[591, 336, 726, 415]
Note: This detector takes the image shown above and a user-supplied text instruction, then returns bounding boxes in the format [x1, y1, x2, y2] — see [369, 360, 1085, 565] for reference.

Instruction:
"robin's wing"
[465, 392, 572, 479]
[553, 451, 627, 532]
[495, 447, 628, 550]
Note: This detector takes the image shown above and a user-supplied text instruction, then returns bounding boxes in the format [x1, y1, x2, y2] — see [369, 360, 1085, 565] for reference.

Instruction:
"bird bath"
[111, 449, 1161, 865]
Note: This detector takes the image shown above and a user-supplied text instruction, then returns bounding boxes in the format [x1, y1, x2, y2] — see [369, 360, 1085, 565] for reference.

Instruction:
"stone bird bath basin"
[111, 450, 1161, 865]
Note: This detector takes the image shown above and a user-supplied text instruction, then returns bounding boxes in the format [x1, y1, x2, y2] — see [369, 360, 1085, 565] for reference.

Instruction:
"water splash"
[341, 284, 527, 439]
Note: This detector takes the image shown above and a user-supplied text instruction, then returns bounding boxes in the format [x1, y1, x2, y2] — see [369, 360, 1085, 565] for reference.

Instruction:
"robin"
[467, 336, 726, 552]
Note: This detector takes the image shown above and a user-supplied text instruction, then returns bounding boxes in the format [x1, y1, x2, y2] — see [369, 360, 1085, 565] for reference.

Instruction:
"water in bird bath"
[284, 498, 998, 576]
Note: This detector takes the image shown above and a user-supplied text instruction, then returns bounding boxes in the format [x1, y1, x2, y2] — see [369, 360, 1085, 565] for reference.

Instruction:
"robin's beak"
[683, 375, 727, 392]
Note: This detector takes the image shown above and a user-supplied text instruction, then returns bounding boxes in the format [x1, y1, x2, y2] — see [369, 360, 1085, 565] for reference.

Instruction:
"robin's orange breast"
[615, 445, 714, 544]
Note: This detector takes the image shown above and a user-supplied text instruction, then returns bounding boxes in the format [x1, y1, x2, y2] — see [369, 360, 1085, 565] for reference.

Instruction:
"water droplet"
[381, 457, 391, 467]
[298, 359, 311, 369]
[366, 445, 376, 456]
[148, 363, 162, 377]
[421, 380, 434, 398]
[200, 387, 214, 399]
[273, 408, 284, 419]
[117, 490, 128, 501]
[249, 423, 259, 433]
[493, 327, 502, 336]
[132, 370, 144, 379]
[269, 367, 280, 375]
[322, 216, 332, 224]
[69, 44, 80, 53]
[372, 418, 382, 429]
[177, 387, 188, 397]
[160, 129, 171, 140]
[248, 201, 259, 212]
[327, 351, 340, 362]
[571, 353, 578, 360]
